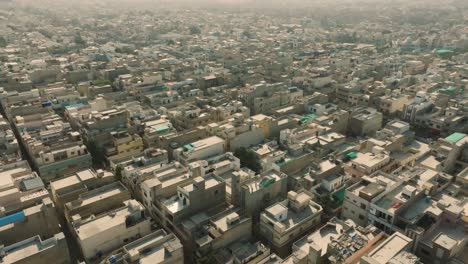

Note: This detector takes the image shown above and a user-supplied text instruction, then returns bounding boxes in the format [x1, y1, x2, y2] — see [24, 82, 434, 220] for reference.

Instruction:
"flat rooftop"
[293, 219, 345, 257]
[75, 200, 143, 241]
[375, 184, 418, 213]
[184, 136, 224, 151]
[2, 233, 65, 263]
[66, 182, 127, 211]
[264, 197, 321, 232]
[121, 230, 181, 264]
[353, 152, 389, 168]
[244, 170, 284, 193]
[367, 232, 412, 263]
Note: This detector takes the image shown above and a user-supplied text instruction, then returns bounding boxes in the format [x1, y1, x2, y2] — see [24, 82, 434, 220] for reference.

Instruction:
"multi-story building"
[207, 114, 265, 151]
[159, 176, 226, 227]
[77, 106, 129, 145]
[232, 169, 288, 218]
[104, 131, 144, 163]
[0, 161, 48, 214]
[0, 233, 70, 264]
[167, 104, 218, 130]
[50, 169, 115, 212]
[342, 174, 391, 227]
[239, 83, 303, 115]
[181, 208, 252, 260]
[402, 91, 433, 123]
[173, 136, 225, 165]
[344, 149, 391, 180]
[72, 199, 152, 262]
[0, 116, 19, 159]
[259, 191, 322, 257]
[361, 232, 421, 264]
[0, 198, 61, 246]
[430, 132, 468, 174]
[286, 217, 386, 264]
[348, 107, 383, 137]
[14, 113, 92, 180]
[63, 182, 131, 224]
[100, 229, 183, 264]
[378, 92, 411, 116]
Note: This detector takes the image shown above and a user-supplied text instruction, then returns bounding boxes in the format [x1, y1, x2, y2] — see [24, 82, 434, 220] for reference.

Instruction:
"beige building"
[0, 198, 60, 246]
[259, 191, 322, 257]
[100, 229, 183, 264]
[181, 209, 252, 259]
[173, 136, 225, 165]
[348, 107, 383, 137]
[0, 233, 70, 264]
[342, 174, 390, 227]
[50, 169, 115, 212]
[14, 113, 92, 181]
[73, 199, 152, 262]
[207, 114, 265, 151]
[0, 161, 48, 214]
[378, 92, 411, 116]
[160, 176, 226, 225]
[105, 131, 144, 162]
[64, 181, 131, 224]
[345, 150, 391, 180]
[233, 170, 288, 218]
[286, 217, 386, 264]
[361, 232, 420, 264]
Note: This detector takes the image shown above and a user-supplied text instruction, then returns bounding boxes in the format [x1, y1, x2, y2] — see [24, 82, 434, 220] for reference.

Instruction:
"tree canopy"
[234, 147, 262, 173]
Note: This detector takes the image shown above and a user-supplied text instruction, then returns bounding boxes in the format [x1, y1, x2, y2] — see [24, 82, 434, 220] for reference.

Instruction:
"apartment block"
[0, 198, 60, 246]
[259, 191, 322, 257]
[64, 181, 131, 224]
[100, 229, 183, 264]
[72, 199, 152, 262]
[173, 136, 225, 165]
[0, 161, 48, 214]
[14, 113, 92, 180]
[0, 233, 70, 264]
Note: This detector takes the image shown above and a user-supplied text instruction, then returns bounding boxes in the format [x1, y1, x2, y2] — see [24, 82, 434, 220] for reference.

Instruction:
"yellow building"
[106, 131, 144, 161]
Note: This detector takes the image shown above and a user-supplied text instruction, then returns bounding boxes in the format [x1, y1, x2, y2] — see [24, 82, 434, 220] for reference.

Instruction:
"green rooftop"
[259, 176, 276, 188]
[155, 125, 170, 133]
[445, 133, 466, 143]
[436, 49, 454, 54]
[183, 144, 194, 151]
[299, 114, 316, 125]
[439, 86, 458, 95]
[277, 159, 294, 167]
[346, 151, 357, 159]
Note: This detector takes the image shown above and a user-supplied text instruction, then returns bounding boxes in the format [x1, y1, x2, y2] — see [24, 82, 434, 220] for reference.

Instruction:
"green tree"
[234, 147, 262, 173]
[92, 78, 112, 86]
[0, 36, 7, 48]
[74, 32, 86, 45]
[189, 25, 201, 35]
[115, 164, 123, 181]
[86, 139, 105, 167]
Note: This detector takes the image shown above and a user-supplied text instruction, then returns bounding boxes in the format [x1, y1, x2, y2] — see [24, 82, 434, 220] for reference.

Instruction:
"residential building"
[173, 136, 225, 165]
[259, 191, 323, 257]
[0, 198, 60, 246]
[100, 229, 183, 264]
[0, 233, 70, 264]
[72, 199, 152, 262]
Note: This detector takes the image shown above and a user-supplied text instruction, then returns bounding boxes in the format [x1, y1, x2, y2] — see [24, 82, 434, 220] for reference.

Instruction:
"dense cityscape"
[0, 0, 467, 263]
